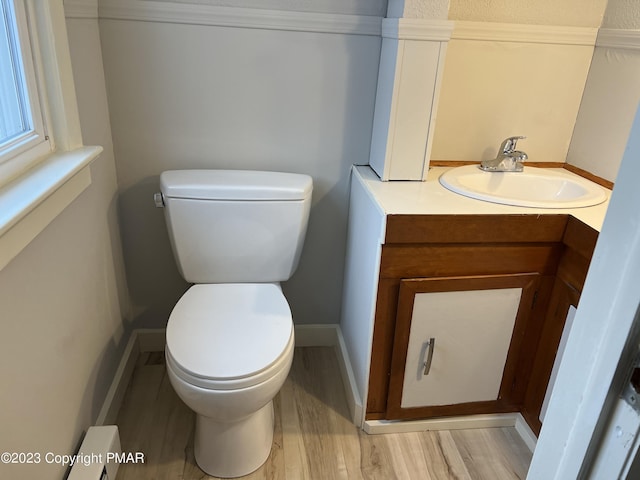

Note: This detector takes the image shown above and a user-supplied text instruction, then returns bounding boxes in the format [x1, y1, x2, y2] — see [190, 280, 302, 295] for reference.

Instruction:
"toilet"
[158, 169, 312, 478]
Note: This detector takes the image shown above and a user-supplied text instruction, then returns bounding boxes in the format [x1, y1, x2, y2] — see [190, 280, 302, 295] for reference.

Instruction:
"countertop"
[354, 165, 611, 232]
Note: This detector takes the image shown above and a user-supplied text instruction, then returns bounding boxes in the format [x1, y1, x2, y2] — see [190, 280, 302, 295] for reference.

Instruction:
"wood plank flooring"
[115, 347, 532, 479]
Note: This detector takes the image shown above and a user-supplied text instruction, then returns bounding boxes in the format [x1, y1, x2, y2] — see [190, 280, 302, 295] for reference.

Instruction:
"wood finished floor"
[115, 347, 532, 479]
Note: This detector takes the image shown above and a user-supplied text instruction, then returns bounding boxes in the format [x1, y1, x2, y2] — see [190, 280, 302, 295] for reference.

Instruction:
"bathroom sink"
[439, 165, 607, 208]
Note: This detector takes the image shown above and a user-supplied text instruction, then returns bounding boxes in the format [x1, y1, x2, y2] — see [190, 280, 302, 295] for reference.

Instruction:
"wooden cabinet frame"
[366, 214, 599, 436]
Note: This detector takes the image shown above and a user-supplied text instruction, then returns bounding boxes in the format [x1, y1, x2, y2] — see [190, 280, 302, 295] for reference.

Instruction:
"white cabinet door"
[386, 274, 539, 418]
[401, 287, 521, 408]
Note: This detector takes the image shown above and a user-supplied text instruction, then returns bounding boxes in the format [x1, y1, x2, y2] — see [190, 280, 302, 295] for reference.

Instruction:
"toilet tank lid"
[160, 169, 312, 201]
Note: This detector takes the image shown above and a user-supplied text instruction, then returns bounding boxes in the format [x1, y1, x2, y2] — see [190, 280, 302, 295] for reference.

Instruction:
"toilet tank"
[160, 170, 312, 284]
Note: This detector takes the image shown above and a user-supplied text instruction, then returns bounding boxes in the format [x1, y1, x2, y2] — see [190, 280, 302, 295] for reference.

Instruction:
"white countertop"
[354, 165, 611, 232]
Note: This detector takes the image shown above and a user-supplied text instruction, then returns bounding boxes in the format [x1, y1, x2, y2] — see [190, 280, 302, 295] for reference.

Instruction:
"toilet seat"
[166, 283, 293, 390]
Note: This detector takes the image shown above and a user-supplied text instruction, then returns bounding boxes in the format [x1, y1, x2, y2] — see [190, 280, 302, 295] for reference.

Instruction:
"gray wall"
[99, 13, 382, 327]
[0, 16, 130, 479]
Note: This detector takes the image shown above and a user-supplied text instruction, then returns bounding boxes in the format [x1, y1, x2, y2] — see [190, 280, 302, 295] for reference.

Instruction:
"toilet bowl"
[158, 169, 312, 477]
[165, 283, 294, 478]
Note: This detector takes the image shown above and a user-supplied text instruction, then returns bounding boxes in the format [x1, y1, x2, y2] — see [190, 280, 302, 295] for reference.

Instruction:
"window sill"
[0, 145, 103, 270]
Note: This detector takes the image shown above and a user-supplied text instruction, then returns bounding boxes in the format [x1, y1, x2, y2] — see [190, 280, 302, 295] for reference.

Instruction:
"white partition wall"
[431, 22, 597, 165]
[369, 18, 453, 180]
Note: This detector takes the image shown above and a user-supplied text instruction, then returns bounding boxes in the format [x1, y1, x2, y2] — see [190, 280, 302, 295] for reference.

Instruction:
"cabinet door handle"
[423, 337, 436, 376]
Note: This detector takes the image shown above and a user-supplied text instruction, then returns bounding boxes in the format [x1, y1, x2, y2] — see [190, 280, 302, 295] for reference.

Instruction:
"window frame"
[0, 0, 102, 270]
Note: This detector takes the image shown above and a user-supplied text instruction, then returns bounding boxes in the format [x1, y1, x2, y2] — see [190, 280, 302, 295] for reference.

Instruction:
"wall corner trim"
[98, 0, 382, 36]
[64, 0, 98, 19]
[382, 18, 453, 41]
[452, 21, 598, 46]
[597, 28, 640, 50]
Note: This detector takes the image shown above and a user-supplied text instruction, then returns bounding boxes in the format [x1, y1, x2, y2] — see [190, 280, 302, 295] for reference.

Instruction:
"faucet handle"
[499, 136, 526, 154]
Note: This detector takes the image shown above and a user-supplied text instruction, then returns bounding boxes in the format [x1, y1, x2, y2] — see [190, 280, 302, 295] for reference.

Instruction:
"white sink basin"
[439, 165, 607, 208]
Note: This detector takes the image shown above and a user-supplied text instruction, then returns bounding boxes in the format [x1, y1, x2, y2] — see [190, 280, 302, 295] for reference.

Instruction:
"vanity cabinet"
[521, 216, 598, 433]
[365, 214, 598, 434]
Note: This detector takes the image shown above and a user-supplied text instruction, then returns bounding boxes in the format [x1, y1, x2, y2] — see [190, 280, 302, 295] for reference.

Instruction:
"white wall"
[98, 10, 381, 326]
[432, 32, 595, 164]
[565, 46, 640, 182]
[603, 0, 640, 29]
[386, 0, 449, 19]
[435, 0, 638, 179]
[449, 0, 607, 27]
[430, 1, 611, 165]
[566, 0, 640, 182]
[0, 15, 130, 480]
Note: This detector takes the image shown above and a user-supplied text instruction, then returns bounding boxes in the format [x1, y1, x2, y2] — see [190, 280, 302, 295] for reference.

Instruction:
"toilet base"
[194, 401, 275, 478]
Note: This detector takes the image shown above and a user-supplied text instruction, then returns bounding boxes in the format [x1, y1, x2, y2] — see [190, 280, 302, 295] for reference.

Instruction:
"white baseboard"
[515, 413, 538, 453]
[364, 413, 519, 435]
[95, 331, 140, 426]
[364, 412, 537, 453]
[334, 327, 364, 425]
[96, 329, 165, 426]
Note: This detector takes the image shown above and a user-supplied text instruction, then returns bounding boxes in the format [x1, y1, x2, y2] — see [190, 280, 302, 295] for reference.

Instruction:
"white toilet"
[158, 169, 312, 478]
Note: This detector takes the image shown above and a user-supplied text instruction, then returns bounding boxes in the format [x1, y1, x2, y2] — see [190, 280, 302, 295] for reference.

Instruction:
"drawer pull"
[423, 337, 436, 376]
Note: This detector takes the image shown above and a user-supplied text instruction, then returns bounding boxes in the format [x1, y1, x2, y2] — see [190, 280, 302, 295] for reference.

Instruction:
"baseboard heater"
[67, 426, 120, 480]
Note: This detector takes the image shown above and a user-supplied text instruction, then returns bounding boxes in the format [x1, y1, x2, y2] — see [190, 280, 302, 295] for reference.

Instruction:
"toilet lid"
[166, 284, 293, 382]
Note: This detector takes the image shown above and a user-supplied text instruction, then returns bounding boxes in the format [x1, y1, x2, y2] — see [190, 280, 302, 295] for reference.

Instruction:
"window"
[0, 0, 51, 183]
[0, 0, 102, 270]
[0, 0, 30, 143]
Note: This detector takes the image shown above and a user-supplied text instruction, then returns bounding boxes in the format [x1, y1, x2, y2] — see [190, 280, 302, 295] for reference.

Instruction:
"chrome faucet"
[479, 136, 528, 172]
